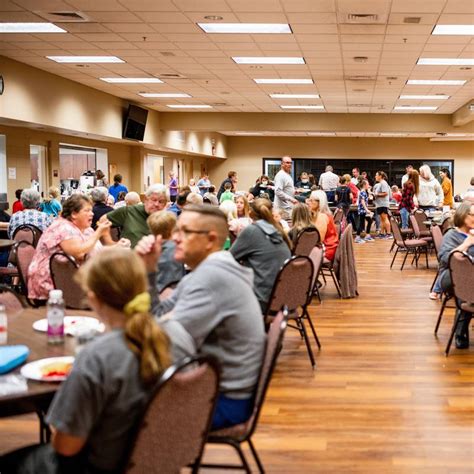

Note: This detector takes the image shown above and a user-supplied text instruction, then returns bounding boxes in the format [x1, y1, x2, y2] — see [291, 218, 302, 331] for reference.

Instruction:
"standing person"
[318, 165, 340, 203]
[373, 171, 392, 239]
[401, 165, 414, 188]
[12, 189, 24, 214]
[217, 171, 238, 200]
[439, 168, 454, 208]
[168, 170, 179, 203]
[39, 186, 62, 217]
[274, 156, 298, 220]
[335, 174, 353, 216]
[355, 180, 374, 243]
[230, 198, 292, 312]
[391, 185, 402, 205]
[351, 167, 360, 185]
[95, 169, 108, 187]
[197, 173, 211, 196]
[418, 165, 443, 211]
[108, 174, 128, 202]
[399, 170, 420, 229]
[307, 190, 339, 261]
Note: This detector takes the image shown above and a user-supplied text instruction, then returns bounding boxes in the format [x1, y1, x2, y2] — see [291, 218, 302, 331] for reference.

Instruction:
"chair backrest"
[293, 227, 320, 257]
[390, 217, 405, 245]
[0, 284, 25, 315]
[50, 252, 89, 310]
[449, 251, 474, 305]
[266, 256, 314, 314]
[431, 224, 443, 258]
[309, 245, 324, 291]
[441, 218, 453, 235]
[12, 241, 36, 294]
[413, 209, 429, 233]
[125, 355, 220, 473]
[409, 214, 421, 238]
[12, 224, 42, 247]
[333, 207, 344, 225]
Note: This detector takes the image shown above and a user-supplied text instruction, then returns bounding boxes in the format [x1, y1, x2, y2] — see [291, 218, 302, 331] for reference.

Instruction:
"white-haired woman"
[418, 165, 444, 211]
[307, 190, 339, 261]
[90, 186, 114, 229]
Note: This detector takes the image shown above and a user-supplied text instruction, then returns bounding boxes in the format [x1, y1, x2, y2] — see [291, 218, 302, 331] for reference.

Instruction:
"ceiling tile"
[66, 0, 128, 11]
[84, 11, 142, 22]
[104, 23, 157, 33]
[226, 0, 283, 12]
[281, 0, 336, 13]
[390, 0, 447, 13]
[120, 0, 178, 11]
[287, 12, 337, 23]
[134, 11, 190, 22]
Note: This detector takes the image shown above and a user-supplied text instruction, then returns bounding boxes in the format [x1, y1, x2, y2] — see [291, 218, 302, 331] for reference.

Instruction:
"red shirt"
[12, 201, 23, 214]
[348, 182, 359, 204]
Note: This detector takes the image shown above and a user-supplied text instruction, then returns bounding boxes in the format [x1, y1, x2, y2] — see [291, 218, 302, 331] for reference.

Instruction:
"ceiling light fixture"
[0, 22, 67, 33]
[394, 106, 438, 110]
[233, 57, 305, 64]
[281, 105, 324, 110]
[167, 104, 212, 109]
[254, 78, 313, 84]
[432, 25, 474, 35]
[270, 94, 320, 99]
[47, 55, 124, 63]
[198, 23, 291, 34]
[417, 58, 474, 66]
[406, 79, 467, 85]
[101, 77, 163, 83]
[139, 93, 191, 98]
[399, 94, 450, 100]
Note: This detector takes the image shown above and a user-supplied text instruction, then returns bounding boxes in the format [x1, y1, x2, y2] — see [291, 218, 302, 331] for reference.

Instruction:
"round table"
[0, 239, 15, 250]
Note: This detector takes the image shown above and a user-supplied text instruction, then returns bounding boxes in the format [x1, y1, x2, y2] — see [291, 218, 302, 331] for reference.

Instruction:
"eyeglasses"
[282, 161, 292, 165]
[172, 227, 210, 239]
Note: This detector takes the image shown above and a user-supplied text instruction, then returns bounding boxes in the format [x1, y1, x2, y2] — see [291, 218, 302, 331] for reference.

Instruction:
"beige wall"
[208, 137, 474, 194]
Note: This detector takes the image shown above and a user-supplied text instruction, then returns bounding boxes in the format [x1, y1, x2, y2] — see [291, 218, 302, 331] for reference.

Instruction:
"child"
[335, 174, 353, 215]
[147, 210, 185, 292]
[272, 207, 290, 232]
[355, 180, 374, 243]
[219, 181, 235, 204]
[39, 186, 62, 217]
[391, 185, 402, 205]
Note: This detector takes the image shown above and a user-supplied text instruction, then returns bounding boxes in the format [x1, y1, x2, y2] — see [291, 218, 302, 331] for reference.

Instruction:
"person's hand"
[96, 219, 111, 236]
[135, 235, 163, 273]
[116, 238, 131, 249]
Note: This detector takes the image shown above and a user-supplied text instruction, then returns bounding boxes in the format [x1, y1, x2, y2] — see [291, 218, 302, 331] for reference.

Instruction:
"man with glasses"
[274, 156, 298, 219]
[135, 205, 265, 430]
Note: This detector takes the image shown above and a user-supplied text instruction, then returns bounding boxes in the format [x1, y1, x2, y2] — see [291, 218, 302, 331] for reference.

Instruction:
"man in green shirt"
[102, 184, 168, 248]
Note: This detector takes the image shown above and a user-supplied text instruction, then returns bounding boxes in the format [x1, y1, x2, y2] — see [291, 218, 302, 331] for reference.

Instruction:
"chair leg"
[424, 247, 429, 269]
[445, 309, 463, 356]
[434, 294, 451, 335]
[390, 247, 399, 269]
[248, 438, 265, 474]
[430, 270, 439, 292]
[298, 318, 316, 368]
[330, 268, 342, 298]
[400, 250, 409, 270]
[303, 308, 321, 349]
[201, 440, 252, 473]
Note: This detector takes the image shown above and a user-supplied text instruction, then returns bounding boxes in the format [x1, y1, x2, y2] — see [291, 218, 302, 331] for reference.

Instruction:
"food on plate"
[40, 361, 73, 379]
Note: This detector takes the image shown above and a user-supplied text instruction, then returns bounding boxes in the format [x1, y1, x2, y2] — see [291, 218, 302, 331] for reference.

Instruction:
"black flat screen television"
[123, 104, 148, 141]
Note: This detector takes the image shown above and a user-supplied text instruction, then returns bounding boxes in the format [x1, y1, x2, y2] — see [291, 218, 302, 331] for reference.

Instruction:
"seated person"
[12, 189, 24, 214]
[90, 187, 114, 229]
[203, 185, 219, 206]
[27, 195, 120, 302]
[431, 202, 474, 349]
[1, 248, 171, 473]
[168, 190, 189, 217]
[147, 211, 185, 292]
[295, 171, 312, 202]
[136, 205, 265, 430]
[39, 186, 62, 217]
[186, 192, 204, 205]
[125, 191, 141, 207]
[219, 182, 235, 204]
[391, 185, 402, 205]
[251, 176, 275, 202]
[7, 188, 53, 238]
[103, 184, 168, 248]
[288, 203, 317, 245]
[307, 190, 339, 261]
[231, 198, 292, 313]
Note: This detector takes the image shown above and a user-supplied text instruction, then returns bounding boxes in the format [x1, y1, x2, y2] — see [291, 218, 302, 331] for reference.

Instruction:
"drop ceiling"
[0, 0, 473, 114]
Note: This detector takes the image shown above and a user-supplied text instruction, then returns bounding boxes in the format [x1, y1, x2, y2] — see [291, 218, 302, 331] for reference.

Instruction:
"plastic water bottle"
[47, 290, 65, 344]
[0, 304, 7, 345]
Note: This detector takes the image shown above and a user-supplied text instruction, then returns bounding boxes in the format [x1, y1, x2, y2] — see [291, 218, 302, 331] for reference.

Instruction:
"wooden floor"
[1, 240, 473, 473]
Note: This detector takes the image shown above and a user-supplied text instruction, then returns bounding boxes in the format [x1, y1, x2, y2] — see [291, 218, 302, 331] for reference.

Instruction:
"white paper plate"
[20, 356, 75, 382]
[32, 316, 105, 336]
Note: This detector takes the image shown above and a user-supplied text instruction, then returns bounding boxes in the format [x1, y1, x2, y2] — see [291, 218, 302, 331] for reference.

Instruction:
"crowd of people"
[1, 162, 473, 473]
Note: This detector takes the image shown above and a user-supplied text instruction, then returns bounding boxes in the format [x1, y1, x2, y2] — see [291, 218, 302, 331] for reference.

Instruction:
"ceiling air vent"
[353, 56, 368, 63]
[34, 11, 91, 22]
[160, 52, 175, 57]
[404, 17, 421, 24]
[345, 75, 376, 82]
[157, 73, 187, 79]
[210, 102, 229, 107]
[339, 13, 388, 24]
[348, 104, 371, 107]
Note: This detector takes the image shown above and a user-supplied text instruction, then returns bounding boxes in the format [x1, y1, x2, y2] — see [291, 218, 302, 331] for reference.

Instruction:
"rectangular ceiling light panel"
[432, 25, 474, 35]
[47, 56, 124, 63]
[270, 94, 320, 99]
[399, 95, 450, 99]
[406, 80, 466, 85]
[0, 23, 66, 33]
[254, 79, 313, 84]
[233, 57, 305, 64]
[167, 105, 212, 109]
[139, 93, 190, 98]
[198, 23, 291, 34]
[101, 77, 163, 83]
[417, 58, 474, 66]
[281, 105, 324, 110]
[394, 106, 438, 110]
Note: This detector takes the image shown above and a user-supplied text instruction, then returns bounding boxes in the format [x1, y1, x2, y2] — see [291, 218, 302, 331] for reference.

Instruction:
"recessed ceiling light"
[399, 94, 450, 100]
[270, 94, 320, 99]
[406, 79, 467, 85]
[47, 56, 124, 63]
[432, 25, 474, 35]
[101, 77, 163, 83]
[167, 104, 212, 109]
[254, 78, 313, 84]
[281, 105, 324, 110]
[0, 22, 67, 33]
[233, 57, 305, 65]
[417, 58, 474, 66]
[198, 23, 291, 34]
[139, 93, 191, 98]
[394, 106, 438, 110]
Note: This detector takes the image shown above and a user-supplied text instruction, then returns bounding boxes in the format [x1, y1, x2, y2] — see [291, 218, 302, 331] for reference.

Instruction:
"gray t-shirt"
[155, 240, 185, 292]
[373, 180, 390, 208]
[274, 169, 295, 213]
[46, 330, 151, 471]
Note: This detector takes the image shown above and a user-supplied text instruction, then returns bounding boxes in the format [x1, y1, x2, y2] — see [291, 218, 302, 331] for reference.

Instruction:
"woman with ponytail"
[230, 198, 292, 312]
[1, 248, 171, 474]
